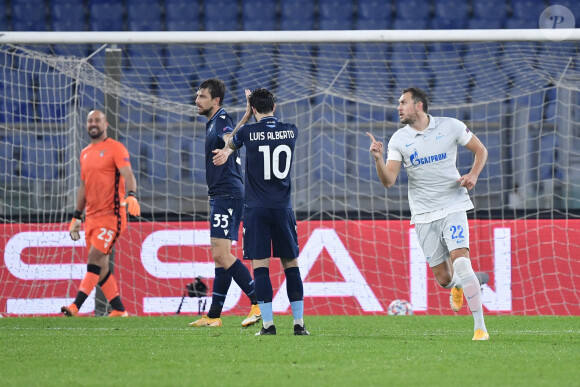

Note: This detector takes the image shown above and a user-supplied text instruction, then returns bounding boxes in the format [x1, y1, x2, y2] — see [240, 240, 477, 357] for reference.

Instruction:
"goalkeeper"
[62, 110, 140, 317]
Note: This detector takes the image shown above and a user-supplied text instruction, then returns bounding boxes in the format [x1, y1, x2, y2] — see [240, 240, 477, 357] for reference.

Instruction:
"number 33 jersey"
[232, 116, 298, 209]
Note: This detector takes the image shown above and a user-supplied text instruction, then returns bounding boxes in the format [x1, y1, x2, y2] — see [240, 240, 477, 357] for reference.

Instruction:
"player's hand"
[366, 132, 384, 160]
[123, 192, 141, 216]
[244, 89, 252, 116]
[212, 147, 233, 166]
[457, 173, 478, 190]
[69, 218, 82, 241]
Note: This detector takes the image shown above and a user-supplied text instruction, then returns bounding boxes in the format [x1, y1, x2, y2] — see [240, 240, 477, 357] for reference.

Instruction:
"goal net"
[1, 31, 579, 317]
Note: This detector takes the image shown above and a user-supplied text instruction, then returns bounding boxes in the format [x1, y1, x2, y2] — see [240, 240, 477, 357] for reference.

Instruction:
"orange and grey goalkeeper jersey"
[80, 138, 131, 218]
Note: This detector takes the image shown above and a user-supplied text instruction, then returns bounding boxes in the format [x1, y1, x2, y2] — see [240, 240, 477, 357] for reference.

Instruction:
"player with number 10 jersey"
[232, 116, 297, 210]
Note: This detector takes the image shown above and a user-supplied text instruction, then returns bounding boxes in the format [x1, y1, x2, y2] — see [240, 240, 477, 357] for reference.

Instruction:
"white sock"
[443, 271, 462, 289]
[263, 320, 274, 329]
[293, 318, 304, 327]
[453, 257, 486, 332]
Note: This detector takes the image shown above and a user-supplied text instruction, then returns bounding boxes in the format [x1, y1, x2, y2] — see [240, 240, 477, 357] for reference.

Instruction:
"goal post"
[0, 30, 579, 317]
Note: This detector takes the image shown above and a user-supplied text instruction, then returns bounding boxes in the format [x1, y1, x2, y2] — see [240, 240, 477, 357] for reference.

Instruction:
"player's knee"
[436, 274, 454, 288]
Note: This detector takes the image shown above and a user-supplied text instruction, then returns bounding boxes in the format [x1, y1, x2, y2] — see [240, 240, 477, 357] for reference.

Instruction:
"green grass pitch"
[0, 315, 578, 386]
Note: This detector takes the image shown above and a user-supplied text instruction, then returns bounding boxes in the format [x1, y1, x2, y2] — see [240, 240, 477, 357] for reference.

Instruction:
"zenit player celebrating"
[213, 88, 309, 336]
[189, 78, 261, 328]
[62, 110, 140, 317]
[367, 87, 490, 340]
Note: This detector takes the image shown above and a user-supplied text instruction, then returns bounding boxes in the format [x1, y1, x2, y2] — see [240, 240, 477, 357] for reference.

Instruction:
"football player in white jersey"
[367, 87, 490, 341]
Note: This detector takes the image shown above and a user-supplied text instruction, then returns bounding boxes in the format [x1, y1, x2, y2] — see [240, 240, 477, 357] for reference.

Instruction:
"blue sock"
[254, 267, 274, 323]
[226, 259, 257, 304]
[207, 267, 232, 318]
[285, 267, 304, 320]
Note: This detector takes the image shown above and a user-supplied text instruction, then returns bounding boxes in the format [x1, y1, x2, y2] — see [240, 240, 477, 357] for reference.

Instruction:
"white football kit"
[387, 115, 474, 225]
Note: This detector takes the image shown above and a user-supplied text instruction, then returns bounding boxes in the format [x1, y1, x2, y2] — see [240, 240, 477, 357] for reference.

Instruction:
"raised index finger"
[366, 132, 377, 142]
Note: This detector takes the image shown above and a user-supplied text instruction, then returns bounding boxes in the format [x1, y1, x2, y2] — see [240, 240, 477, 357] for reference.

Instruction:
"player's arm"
[457, 134, 488, 190]
[213, 89, 252, 166]
[119, 165, 141, 216]
[69, 180, 86, 241]
[367, 132, 401, 188]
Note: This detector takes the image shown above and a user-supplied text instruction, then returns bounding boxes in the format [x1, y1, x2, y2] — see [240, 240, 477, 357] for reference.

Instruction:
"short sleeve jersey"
[232, 116, 297, 209]
[387, 115, 474, 223]
[80, 138, 131, 218]
[205, 108, 244, 198]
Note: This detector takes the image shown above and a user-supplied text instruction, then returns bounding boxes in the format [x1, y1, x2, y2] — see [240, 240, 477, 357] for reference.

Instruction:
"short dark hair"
[402, 87, 429, 113]
[249, 88, 275, 114]
[198, 78, 226, 106]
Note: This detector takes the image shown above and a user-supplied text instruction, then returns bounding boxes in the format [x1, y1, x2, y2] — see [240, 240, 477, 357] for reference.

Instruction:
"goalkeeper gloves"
[123, 191, 141, 217]
[69, 210, 82, 241]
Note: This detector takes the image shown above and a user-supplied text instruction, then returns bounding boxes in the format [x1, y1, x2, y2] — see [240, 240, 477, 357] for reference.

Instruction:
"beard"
[400, 114, 416, 126]
[88, 127, 104, 139]
[197, 106, 213, 117]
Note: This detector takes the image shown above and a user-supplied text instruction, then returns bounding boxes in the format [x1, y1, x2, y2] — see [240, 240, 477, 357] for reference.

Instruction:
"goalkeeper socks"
[99, 272, 125, 312]
[254, 267, 274, 324]
[74, 264, 101, 308]
[207, 267, 232, 318]
[226, 259, 257, 304]
[453, 257, 487, 332]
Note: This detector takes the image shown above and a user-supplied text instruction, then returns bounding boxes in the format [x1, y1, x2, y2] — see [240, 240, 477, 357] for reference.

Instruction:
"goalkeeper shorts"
[84, 214, 127, 254]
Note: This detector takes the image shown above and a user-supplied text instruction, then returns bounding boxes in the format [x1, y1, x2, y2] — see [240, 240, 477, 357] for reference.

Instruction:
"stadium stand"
[11, 0, 48, 32]
[242, 0, 278, 31]
[280, 0, 316, 30]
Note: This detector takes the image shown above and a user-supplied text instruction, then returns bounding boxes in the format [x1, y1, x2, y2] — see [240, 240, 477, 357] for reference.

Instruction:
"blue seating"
[242, 0, 277, 30]
[165, 45, 203, 75]
[395, 0, 431, 21]
[358, 0, 393, 21]
[430, 18, 467, 29]
[236, 45, 276, 92]
[510, 0, 548, 21]
[433, 0, 469, 21]
[548, 0, 580, 17]
[11, 0, 47, 31]
[20, 135, 64, 180]
[352, 43, 390, 98]
[168, 134, 205, 182]
[37, 71, 72, 122]
[280, 0, 315, 30]
[50, 0, 86, 31]
[467, 18, 503, 29]
[0, 135, 17, 181]
[51, 44, 89, 58]
[319, 0, 354, 30]
[1, 70, 35, 123]
[538, 132, 563, 180]
[196, 47, 238, 95]
[88, 2, 124, 31]
[203, 0, 239, 31]
[313, 44, 353, 103]
[392, 18, 429, 30]
[309, 130, 347, 185]
[473, 0, 507, 20]
[127, 45, 165, 75]
[0, 5, 9, 31]
[153, 72, 194, 123]
[127, 0, 163, 31]
[166, 0, 200, 24]
[504, 17, 538, 29]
